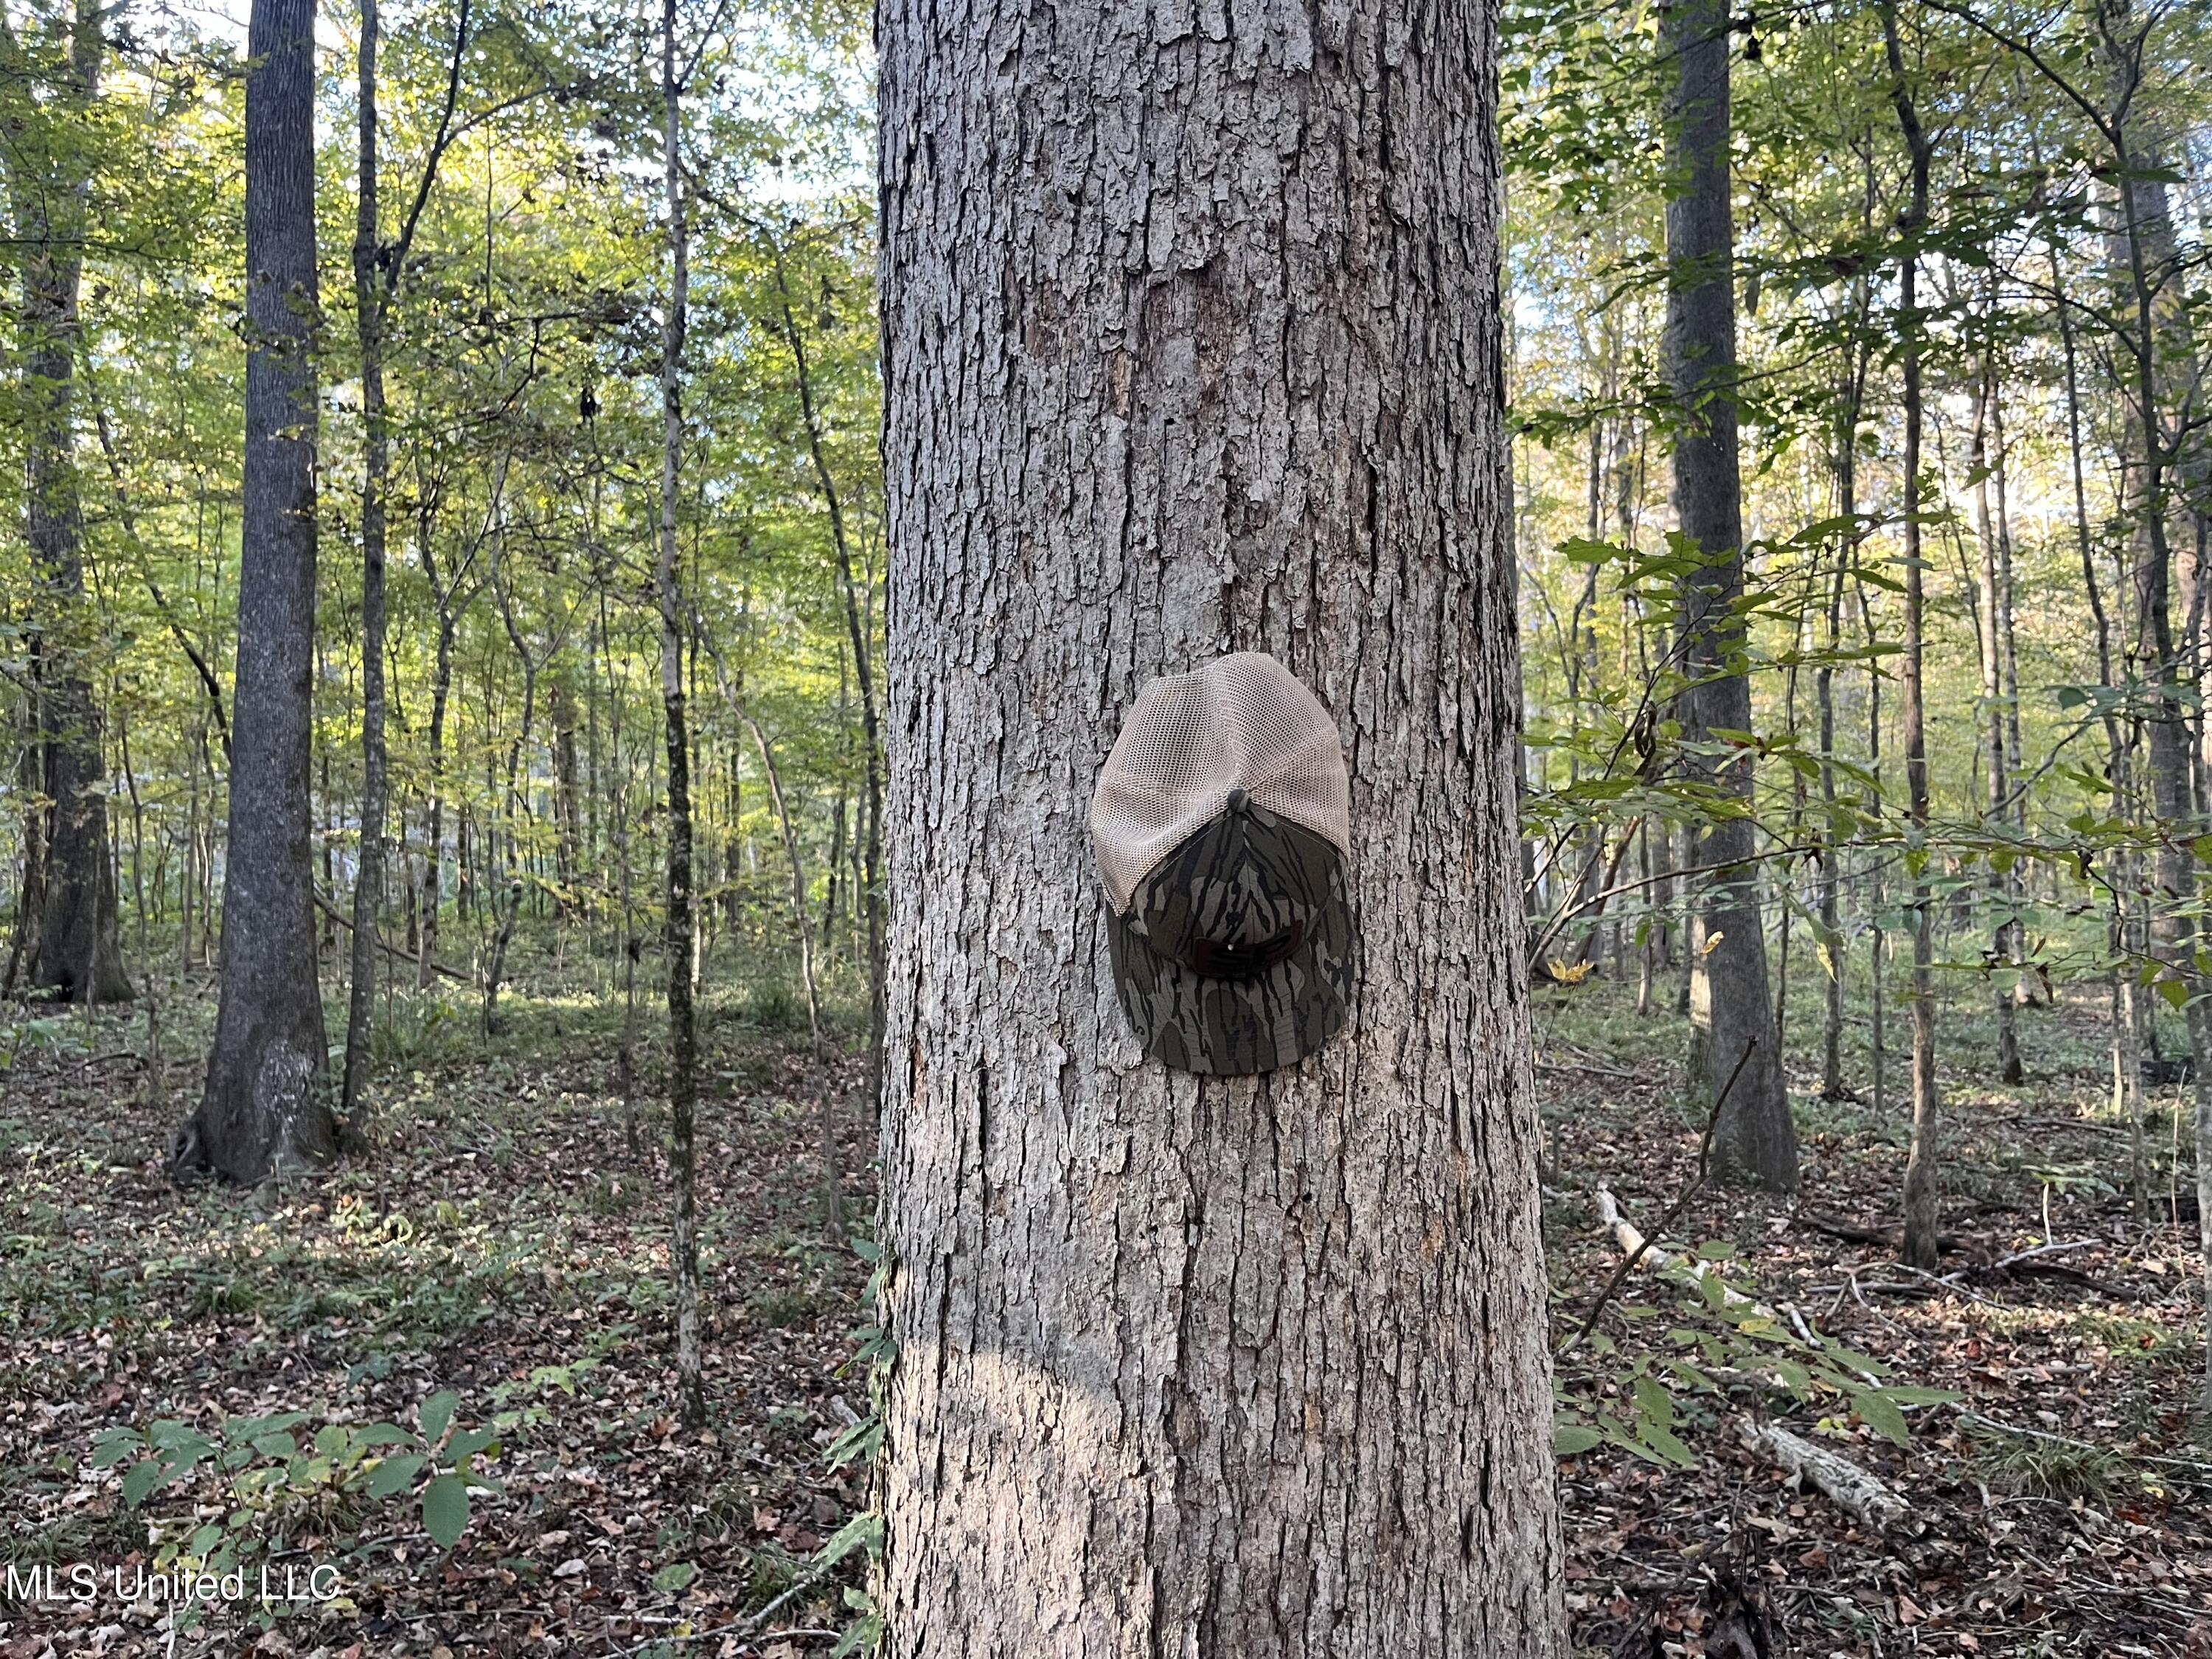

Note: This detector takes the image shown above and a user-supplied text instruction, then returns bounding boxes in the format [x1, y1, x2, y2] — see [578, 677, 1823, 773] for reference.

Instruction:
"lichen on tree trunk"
[873, 0, 1564, 1649]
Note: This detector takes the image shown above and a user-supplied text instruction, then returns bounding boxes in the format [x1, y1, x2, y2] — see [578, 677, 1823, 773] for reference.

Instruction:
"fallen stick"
[1592, 1183, 1759, 1314]
[1739, 1420, 1907, 1531]
[1992, 1239, 2097, 1271]
[313, 890, 472, 984]
[1534, 1058, 1639, 1082]
[1557, 1040, 1756, 1360]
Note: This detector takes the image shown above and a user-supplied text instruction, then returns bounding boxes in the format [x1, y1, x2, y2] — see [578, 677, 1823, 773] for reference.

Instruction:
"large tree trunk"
[14, 0, 131, 1004]
[872, 0, 1563, 1649]
[181, 0, 334, 1182]
[1662, 0, 1794, 1190]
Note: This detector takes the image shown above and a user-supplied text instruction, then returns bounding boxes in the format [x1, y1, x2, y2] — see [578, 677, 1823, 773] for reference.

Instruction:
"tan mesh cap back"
[1092, 652, 1351, 914]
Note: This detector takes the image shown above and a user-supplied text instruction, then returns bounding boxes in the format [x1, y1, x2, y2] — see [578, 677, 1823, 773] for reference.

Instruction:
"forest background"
[2, 0, 2211, 1651]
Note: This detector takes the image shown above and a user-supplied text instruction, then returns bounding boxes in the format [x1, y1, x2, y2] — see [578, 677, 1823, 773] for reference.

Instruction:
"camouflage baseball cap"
[1092, 653, 1356, 1075]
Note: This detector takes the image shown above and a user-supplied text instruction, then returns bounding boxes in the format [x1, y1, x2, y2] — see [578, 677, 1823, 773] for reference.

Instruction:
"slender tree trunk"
[1885, 0, 1940, 1270]
[2093, 54, 2211, 1392]
[2055, 238, 2146, 1214]
[1969, 367, 2021, 1085]
[1819, 320, 1866, 1101]
[658, 0, 704, 1431]
[708, 650, 846, 1243]
[421, 609, 454, 988]
[769, 248, 885, 1121]
[1663, 0, 1794, 1189]
[12, 0, 131, 1004]
[182, 0, 333, 1182]
[343, 0, 389, 1119]
[874, 0, 1563, 1645]
[482, 575, 535, 1034]
[549, 671, 581, 912]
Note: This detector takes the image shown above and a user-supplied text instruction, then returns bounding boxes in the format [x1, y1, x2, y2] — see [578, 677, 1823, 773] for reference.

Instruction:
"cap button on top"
[1226, 787, 1251, 814]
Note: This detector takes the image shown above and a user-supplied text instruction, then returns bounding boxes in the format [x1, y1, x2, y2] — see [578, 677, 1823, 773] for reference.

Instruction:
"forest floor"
[1, 960, 2207, 1658]
[2, 961, 882, 1659]
[1543, 973, 2211, 1659]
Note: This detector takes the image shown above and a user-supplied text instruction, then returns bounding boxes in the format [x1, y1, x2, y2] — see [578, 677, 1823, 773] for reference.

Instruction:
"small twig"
[1557, 1038, 1756, 1360]
[728, 1551, 854, 1640]
[1534, 1058, 1639, 1082]
[22, 1049, 145, 1080]
[313, 888, 472, 983]
[1992, 1239, 2096, 1271]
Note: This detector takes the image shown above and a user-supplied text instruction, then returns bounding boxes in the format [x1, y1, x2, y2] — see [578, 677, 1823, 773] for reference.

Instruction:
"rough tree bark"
[1662, 0, 1795, 1190]
[872, 0, 1564, 1649]
[12, 0, 131, 1004]
[180, 0, 334, 1182]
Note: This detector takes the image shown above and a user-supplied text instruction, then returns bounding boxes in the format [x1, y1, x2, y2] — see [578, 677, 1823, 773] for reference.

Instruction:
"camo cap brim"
[1106, 810, 1355, 1076]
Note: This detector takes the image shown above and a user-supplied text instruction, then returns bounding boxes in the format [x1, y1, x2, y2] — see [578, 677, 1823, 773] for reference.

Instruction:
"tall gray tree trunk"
[769, 242, 885, 1118]
[872, 0, 1564, 1649]
[181, 0, 334, 1182]
[1885, 0, 1941, 1270]
[2089, 0, 2211, 1396]
[1968, 369, 2021, 1085]
[1662, 0, 1794, 1190]
[13, 0, 131, 1004]
[343, 0, 388, 1119]
[1818, 306, 1868, 1102]
[658, 0, 704, 1430]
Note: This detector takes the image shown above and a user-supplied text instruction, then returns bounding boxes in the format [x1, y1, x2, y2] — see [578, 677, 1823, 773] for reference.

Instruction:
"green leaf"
[1637, 1424, 1697, 1467]
[355, 1424, 414, 1448]
[120, 1460, 165, 1507]
[421, 1473, 470, 1548]
[1852, 1388, 1910, 1447]
[1826, 1346, 1891, 1380]
[652, 1560, 698, 1593]
[816, 1509, 886, 1569]
[420, 1391, 460, 1448]
[251, 1431, 299, 1460]
[2158, 977, 2190, 1011]
[1554, 1424, 1604, 1455]
[830, 1610, 884, 1659]
[365, 1453, 425, 1498]
[447, 1427, 499, 1461]
[824, 1414, 884, 1472]
[1632, 1374, 1674, 1432]
[89, 1430, 142, 1469]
